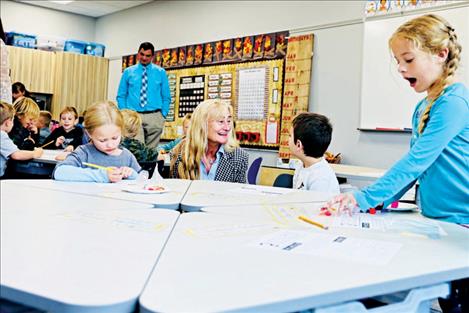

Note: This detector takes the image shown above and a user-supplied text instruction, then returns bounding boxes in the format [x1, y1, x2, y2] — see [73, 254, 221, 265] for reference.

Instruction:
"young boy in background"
[36, 110, 52, 145]
[288, 112, 339, 195]
[120, 109, 158, 163]
[0, 101, 43, 178]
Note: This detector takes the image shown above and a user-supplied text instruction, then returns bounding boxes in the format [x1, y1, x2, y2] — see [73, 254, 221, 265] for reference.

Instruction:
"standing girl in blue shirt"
[326, 15, 468, 313]
[327, 14, 468, 224]
[53, 101, 141, 183]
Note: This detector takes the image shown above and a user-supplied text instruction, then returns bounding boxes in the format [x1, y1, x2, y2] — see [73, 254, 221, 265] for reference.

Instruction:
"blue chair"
[273, 173, 293, 188]
[247, 157, 262, 184]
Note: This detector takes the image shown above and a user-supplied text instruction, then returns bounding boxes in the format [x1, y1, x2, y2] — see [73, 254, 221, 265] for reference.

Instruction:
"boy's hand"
[56, 136, 65, 147]
[64, 145, 74, 152]
[120, 166, 134, 178]
[28, 124, 38, 134]
[107, 167, 124, 183]
[33, 148, 44, 158]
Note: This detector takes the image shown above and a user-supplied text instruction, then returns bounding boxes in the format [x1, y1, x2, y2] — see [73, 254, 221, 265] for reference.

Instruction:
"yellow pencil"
[82, 162, 113, 171]
[298, 215, 329, 230]
[40, 140, 55, 148]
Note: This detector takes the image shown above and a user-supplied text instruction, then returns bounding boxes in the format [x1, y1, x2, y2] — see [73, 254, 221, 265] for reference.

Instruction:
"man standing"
[117, 42, 170, 149]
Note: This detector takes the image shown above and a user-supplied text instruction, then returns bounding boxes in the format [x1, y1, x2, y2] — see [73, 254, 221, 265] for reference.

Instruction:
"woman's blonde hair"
[83, 100, 123, 135]
[182, 113, 192, 125]
[121, 109, 142, 138]
[13, 97, 40, 120]
[389, 14, 461, 134]
[176, 99, 238, 179]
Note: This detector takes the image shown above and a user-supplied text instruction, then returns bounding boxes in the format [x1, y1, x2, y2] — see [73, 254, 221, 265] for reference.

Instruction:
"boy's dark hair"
[138, 42, 155, 55]
[292, 112, 332, 158]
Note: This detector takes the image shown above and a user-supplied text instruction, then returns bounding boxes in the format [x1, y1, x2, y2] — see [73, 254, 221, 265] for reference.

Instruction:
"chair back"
[273, 173, 293, 188]
[247, 157, 263, 184]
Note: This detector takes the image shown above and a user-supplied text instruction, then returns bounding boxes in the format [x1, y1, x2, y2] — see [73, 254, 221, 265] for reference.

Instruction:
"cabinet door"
[8, 46, 56, 94]
[53, 52, 109, 117]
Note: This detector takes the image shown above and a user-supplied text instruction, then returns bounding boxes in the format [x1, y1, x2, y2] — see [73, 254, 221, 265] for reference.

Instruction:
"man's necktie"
[140, 66, 148, 108]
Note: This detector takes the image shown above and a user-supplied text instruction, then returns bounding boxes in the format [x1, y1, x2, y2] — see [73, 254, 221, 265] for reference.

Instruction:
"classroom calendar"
[236, 67, 268, 120]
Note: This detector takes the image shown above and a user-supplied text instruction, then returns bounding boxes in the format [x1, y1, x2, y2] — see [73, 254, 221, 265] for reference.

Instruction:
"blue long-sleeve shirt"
[157, 137, 182, 153]
[354, 83, 469, 224]
[117, 63, 171, 117]
[53, 143, 141, 183]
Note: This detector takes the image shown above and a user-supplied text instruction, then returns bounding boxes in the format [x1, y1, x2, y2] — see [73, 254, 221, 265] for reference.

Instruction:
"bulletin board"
[161, 59, 284, 149]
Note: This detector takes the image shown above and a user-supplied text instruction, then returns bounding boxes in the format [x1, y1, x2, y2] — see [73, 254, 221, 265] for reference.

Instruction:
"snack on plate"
[144, 185, 165, 191]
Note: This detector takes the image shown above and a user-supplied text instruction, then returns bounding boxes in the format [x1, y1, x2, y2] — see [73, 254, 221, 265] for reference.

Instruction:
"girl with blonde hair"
[9, 97, 40, 150]
[326, 15, 468, 311]
[327, 14, 467, 223]
[171, 99, 248, 182]
[53, 100, 141, 183]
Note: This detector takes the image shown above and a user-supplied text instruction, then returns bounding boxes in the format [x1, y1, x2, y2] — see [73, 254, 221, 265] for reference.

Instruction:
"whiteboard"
[360, 5, 469, 130]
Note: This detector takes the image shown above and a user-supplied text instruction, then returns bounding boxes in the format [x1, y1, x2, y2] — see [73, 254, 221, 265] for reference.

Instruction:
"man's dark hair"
[138, 42, 155, 55]
[292, 112, 332, 158]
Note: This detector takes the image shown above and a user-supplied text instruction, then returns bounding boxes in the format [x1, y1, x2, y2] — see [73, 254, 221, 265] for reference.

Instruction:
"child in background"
[0, 101, 43, 178]
[157, 113, 191, 157]
[53, 101, 141, 183]
[120, 109, 158, 163]
[43, 106, 83, 151]
[9, 97, 40, 150]
[288, 112, 339, 195]
[78, 109, 90, 144]
[36, 110, 52, 145]
[326, 15, 468, 312]
[11, 82, 31, 104]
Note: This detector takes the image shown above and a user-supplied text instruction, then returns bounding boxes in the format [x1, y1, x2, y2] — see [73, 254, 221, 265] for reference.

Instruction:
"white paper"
[265, 121, 278, 144]
[251, 230, 402, 265]
[333, 213, 386, 231]
[273, 67, 279, 82]
[237, 68, 266, 120]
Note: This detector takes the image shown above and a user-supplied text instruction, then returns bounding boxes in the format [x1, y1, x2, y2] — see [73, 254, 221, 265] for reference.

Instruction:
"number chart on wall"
[162, 59, 284, 149]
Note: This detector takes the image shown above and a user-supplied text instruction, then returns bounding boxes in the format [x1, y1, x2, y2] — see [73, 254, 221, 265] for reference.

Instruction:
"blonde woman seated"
[170, 99, 248, 183]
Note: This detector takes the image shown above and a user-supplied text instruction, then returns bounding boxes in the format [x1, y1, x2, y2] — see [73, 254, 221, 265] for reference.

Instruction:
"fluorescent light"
[48, 0, 74, 4]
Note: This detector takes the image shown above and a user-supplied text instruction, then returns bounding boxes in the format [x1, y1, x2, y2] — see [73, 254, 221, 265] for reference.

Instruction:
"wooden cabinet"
[8, 46, 56, 94]
[8, 46, 108, 118]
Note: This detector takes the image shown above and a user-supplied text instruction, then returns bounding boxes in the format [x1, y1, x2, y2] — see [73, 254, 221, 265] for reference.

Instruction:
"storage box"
[36, 35, 65, 52]
[85, 42, 105, 57]
[64, 40, 87, 54]
[5, 32, 36, 49]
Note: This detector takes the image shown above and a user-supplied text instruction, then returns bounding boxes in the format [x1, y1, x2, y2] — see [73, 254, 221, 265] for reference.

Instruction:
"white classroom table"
[3, 178, 192, 210]
[1, 182, 181, 313]
[33, 149, 65, 164]
[330, 163, 386, 181]
[139, 206, 469, 313]
[180, 180, 332, 212]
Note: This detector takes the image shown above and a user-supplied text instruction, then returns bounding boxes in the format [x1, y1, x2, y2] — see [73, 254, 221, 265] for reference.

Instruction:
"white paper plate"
[122, 185, 170, 194]
[386, 202, 418, 211]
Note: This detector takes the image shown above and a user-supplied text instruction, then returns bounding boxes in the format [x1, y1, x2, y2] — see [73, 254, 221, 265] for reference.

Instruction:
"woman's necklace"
[205, 155, 216, 165]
